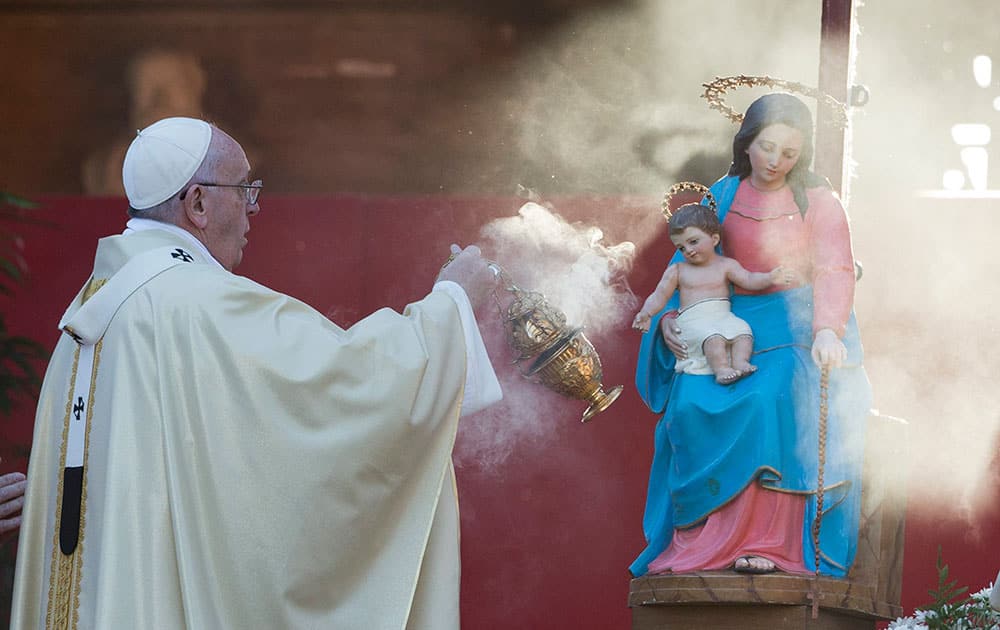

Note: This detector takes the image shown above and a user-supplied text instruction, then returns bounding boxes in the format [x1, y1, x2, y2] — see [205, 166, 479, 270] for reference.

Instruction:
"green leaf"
[0, 257, 23, 284]
[0, 191, 38, 209]
[922, 546, 973, 626]
[0, 190, 47, 422]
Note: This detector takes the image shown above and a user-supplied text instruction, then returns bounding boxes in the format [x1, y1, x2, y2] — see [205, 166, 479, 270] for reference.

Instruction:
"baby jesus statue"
[632, 203, 792, 385]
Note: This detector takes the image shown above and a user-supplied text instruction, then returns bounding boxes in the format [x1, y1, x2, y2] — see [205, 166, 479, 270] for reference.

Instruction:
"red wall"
[1, 196, 998, 629]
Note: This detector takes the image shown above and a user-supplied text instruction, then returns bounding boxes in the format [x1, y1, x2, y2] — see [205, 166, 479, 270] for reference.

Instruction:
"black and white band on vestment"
[55, 245, 199, 554]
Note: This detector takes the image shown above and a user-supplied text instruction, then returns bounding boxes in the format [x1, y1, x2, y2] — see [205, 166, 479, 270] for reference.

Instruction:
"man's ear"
[182, 185, 209, 230]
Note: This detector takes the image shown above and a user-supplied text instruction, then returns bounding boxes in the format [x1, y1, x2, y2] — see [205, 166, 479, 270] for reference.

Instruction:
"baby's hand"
[770, 266, 797, 285]
[632, 312, 651, 332]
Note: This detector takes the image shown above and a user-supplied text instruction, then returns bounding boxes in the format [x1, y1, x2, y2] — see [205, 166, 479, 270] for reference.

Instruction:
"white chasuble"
[12, 227, 487, 630]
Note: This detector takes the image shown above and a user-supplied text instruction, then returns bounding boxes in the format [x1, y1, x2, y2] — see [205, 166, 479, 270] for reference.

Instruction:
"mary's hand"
[658, 314, 688, 361]
[811, 328, 847, 368]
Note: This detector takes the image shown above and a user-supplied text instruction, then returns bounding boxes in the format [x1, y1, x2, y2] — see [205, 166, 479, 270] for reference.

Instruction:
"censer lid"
[503, 288, 568, 359]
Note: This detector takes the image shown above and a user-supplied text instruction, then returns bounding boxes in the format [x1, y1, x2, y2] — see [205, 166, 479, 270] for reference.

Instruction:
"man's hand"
[0, 468, 26, 545]
[436, 244, 499, 312]
[658, 314, 688, 360]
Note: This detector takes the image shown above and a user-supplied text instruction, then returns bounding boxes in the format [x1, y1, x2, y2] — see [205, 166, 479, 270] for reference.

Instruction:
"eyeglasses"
[180, 179, 263, 205]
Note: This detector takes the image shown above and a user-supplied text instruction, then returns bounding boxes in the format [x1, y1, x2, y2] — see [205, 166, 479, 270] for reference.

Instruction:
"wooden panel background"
[1, 8, 522, 194]
[0, 1, 829, 197]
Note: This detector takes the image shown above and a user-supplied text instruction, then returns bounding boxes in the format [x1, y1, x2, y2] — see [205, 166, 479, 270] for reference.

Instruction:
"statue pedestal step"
[629, 572, 896, 630]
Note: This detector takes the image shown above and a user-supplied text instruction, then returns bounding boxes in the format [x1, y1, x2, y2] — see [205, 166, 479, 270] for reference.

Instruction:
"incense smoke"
[481, 201, 636, 334]
[452, 202, 637, 471]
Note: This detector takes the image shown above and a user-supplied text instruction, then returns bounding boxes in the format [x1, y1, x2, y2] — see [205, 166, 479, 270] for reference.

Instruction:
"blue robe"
[630, 176, 871, 578]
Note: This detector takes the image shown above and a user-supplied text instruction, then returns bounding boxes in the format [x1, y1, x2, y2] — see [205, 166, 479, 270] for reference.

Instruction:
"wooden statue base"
[629, 572, 893, 629]
[632, 608, 874, 630]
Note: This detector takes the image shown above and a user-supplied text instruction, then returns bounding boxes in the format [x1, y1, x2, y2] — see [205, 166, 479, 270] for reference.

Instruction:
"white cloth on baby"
[674, 298, 753, 375]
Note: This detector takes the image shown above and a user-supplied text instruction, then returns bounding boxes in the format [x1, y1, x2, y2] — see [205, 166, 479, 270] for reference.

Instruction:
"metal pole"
[815, 0, 857, 200]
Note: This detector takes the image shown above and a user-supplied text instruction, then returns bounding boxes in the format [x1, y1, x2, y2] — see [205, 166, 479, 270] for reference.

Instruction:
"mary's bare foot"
[716, 367, 742, 385]
[734, 556, 776, 574]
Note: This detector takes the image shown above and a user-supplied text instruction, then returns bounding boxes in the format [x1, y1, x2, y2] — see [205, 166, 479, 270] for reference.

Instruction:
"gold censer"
[490, 264, 622, 422]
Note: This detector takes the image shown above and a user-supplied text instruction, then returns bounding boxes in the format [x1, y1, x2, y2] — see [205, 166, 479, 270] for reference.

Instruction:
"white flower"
[890, 577, 1000, 630]
[913, 608, 933, 621]
[887, 617, 928, 630]
[972, 585, 992, 600]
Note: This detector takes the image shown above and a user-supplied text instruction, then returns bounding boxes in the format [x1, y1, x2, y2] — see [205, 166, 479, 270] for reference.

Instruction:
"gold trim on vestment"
[80, 278, 108, 304]
[45, 346, 78, 630]
[45, 340, 101, 630]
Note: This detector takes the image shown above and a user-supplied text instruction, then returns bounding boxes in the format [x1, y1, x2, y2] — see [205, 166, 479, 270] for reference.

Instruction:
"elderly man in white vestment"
[10, 117, 503, 630]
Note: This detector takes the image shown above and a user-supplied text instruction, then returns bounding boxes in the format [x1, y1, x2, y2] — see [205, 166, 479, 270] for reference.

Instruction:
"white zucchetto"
[122, 117, 212, 210]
